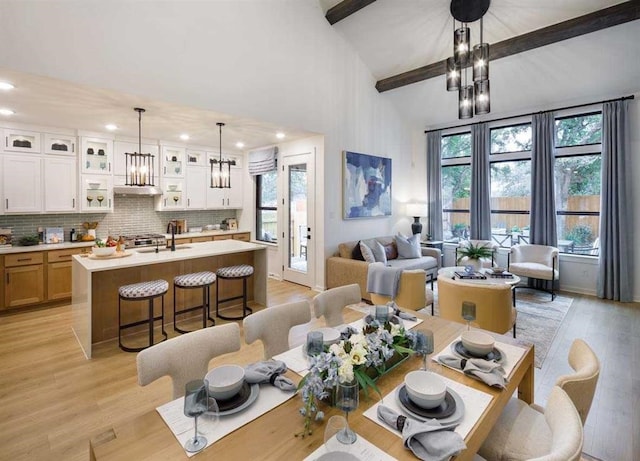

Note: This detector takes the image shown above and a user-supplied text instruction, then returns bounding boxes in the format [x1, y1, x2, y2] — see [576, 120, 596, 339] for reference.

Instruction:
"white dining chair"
[508, 244, 559, 300]
[136, 323, 241, 399]
[478, 386, 583, 461]
[312, 284, 361, 327]
[243, 301, 312, 359]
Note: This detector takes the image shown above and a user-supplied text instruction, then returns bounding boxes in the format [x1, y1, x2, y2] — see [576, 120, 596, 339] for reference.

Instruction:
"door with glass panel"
[282, 152, 314, 287]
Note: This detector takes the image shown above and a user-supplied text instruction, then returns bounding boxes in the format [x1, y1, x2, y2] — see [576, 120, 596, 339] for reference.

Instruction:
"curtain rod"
[424, 94, 635, 134]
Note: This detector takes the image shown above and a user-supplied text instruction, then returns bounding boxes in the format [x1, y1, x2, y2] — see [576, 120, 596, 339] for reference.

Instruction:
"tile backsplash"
[0, 196, 238, 241]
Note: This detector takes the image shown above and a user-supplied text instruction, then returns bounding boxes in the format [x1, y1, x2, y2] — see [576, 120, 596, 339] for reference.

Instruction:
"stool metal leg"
[148, 298, 154, 347]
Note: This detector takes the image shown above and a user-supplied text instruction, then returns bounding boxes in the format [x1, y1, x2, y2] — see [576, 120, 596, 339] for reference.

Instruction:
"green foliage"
[457, 242, 493, 262]
[556, 114, 602, 147]
[564, 224, 594, 245]
[451, 223, 468, 238]
[441, 133, 471, 159]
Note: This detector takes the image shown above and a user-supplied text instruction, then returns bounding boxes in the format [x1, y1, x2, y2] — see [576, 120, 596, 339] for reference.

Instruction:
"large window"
[256, 171, 277, 243]
[441, 133, 471, 241]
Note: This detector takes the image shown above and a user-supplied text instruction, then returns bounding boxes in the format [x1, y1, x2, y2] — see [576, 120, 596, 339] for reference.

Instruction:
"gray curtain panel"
[530, 111, 557, 246]
[470, 123, 491, 240]
[426, 131, 443, 240]
[597, 100, 633, 301]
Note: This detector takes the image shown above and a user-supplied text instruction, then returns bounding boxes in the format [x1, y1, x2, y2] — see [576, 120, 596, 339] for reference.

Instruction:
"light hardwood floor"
[0, 280, 637, 461]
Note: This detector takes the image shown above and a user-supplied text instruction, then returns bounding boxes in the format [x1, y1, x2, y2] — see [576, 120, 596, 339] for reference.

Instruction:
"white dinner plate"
[395, 385, 465, 426]
[313, 327, 341, 345]
[315, 452, 360, 461]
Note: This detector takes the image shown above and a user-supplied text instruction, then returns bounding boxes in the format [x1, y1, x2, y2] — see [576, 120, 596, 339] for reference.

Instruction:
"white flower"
[390, 323, 403, 337]
[329, 342, 348, 360]
[349, 343, 368, 366]
[349, 333, 368, 348]
[338, 361, 354, 383]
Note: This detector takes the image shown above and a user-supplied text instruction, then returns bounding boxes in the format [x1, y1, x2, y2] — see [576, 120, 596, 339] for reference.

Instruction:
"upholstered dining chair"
[455, 239, 498, 269]
[508, 244, 559, 300]
[312, 284, 361, 327]
[555, 338, 600, 425]
[478, 386, 584, 461]
[136, 323, 241, 399]
[368, 269, 435, 315]
[243, 301, 312, 359]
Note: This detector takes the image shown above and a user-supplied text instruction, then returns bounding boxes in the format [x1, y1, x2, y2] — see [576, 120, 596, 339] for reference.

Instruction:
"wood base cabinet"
[5, 263, 45, 308]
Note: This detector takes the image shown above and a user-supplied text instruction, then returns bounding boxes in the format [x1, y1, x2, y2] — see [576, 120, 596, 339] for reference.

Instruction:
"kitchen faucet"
[167, 222, 176, 251]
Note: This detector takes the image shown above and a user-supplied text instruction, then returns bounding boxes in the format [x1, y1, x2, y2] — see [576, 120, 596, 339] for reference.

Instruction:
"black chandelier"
[446, 0, 491, 119]
[210, 122, 236, 188]
[125, 107, 155, 186]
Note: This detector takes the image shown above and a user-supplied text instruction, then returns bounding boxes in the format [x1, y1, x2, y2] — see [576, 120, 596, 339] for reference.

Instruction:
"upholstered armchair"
[455, 239, 498, 269]
[368, 269, 435, 315]
[508, 244, 559, 300]
[437, 275, 516, 337]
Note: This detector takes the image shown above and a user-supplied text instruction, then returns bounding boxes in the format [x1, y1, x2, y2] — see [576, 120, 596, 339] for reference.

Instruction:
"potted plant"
[456, 242, 493, 271]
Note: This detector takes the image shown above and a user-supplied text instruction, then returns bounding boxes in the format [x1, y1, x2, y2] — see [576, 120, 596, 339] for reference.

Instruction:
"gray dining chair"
[136, 323, 241, 399]
[243, 301, 312, 359]
[312, 284, 361, 327]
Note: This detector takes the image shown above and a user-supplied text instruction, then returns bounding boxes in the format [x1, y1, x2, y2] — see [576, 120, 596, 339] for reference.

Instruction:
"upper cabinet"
[113, 140, 160, 185]
[186, 149, 207, 167]
[161, 145, 186, 178]
[2, 155, 42, 213]
[43, 133, 76, 156]
[156, 179, 185, 211]
[206, 152, 244, 209]
[4, 128, 41, 154]
[44, 157, 77, 212]
[80, 136, 113, 175]
[80, 175, 113, 212]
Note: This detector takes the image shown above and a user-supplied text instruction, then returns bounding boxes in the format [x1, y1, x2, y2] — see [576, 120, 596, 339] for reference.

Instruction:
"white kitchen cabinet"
[44, 157, 77, 212]
[156, 179, 185, 210]
[80, 136, 113, 175]
[186, 166, 207, 209]
[225, 168, 244, 208]
[4, 128, 41, 154]
[2, 155, 42, 213]
[113, 140, 159, 185]
[161, 145, 186, 178]
[186, 149, 207, 167]
[80, 175, 113, 212]
[43, 133, 76, 156]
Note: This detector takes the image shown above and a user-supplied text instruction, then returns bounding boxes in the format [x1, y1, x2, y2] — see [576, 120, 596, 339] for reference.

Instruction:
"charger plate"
[206, 382, 259, 416]
[453, 340, 504, 363]
[396, 386, 465, 425]
[397, 385, 457, 419]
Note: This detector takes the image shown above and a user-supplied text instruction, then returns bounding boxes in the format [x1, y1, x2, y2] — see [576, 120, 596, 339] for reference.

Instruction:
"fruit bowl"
[92, 246, 116, 257]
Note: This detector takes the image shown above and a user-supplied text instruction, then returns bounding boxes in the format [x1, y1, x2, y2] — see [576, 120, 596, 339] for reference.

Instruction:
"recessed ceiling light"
[180, 134, 190, 141]
[105, 124, 118, 131]
[0, 82, 15, 91]
[0, 108, 15, 116]
[235, 142, 245, 148]
[276, 132, 285, 139]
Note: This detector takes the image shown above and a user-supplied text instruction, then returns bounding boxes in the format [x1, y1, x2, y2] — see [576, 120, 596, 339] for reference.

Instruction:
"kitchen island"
[72, 239, 267, 358]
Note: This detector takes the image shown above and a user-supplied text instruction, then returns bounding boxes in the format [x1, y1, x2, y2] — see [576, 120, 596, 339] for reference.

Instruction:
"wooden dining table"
[90, 307, 534, 461]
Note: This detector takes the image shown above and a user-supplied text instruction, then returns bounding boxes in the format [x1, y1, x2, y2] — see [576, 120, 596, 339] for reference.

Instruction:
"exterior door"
[282, 152, 314, 287]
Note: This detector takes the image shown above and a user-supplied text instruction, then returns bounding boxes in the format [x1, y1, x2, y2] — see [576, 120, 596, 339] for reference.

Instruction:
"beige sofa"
[326, 236, 441, 301]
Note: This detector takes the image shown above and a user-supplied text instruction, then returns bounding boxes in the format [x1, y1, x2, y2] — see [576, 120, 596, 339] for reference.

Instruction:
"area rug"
[429, 285, 573, 368]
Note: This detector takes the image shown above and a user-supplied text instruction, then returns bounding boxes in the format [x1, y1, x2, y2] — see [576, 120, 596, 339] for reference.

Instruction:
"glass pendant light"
[446, 57, 461, 91]
[474, 80, 491, 115]
[472, 17, 490, 82]
[453, 24, 470, 65]
[459, 85, 474, 119]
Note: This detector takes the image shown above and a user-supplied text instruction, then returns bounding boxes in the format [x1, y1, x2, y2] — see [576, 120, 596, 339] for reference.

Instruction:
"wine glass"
[462, 301, 476, 331]
[97, 195, 104, 207]
[334, 381, 358, 444]
[324, 415, 354, 453]
[414, 329, 434, 371]
[87, 195, 94, 207]
[183, 379, 209, 453]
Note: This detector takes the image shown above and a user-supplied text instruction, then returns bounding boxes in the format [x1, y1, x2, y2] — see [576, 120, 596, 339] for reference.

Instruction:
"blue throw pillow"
[396, 233, 421, 259]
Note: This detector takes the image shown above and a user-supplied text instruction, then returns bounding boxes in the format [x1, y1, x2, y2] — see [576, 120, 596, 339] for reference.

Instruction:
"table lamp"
[406, 203, 429, 235]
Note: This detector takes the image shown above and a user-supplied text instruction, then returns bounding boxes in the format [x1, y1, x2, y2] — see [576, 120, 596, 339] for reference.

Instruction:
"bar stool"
[216, 264, 254, 320]
[118, 279, 169, 352]
[173, 271, 216, 333]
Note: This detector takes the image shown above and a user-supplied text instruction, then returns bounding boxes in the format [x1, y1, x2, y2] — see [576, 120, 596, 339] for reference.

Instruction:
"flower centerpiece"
[295, 319, 418, 437]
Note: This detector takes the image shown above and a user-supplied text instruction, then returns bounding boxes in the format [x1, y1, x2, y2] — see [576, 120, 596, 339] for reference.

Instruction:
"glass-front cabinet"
[157, 179, 185, 210]
[186, 149, 207, 167]
[80, 175, 113, 212]
[161, 145, 186, 178]
[4, 128, 41, 154]
[43, 133, 76, 156]
[80, 136, 113, 175]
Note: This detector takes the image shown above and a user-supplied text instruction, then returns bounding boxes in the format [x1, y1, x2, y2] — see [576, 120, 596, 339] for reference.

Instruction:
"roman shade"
[248, 146, 278, 175]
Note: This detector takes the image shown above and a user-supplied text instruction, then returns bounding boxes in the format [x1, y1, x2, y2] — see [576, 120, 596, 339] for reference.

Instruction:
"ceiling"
[0, 68, 318, 154]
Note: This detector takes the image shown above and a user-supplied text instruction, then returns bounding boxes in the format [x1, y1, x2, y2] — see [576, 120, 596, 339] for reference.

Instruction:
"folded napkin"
[377, 406, 466, 461]
[389, 302, 417, 322]
[438, 355, 508, 388]
[244, 360, 297, 391]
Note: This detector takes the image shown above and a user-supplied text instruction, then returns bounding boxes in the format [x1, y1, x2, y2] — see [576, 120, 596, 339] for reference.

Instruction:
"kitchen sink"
[136, 245, 192, 254]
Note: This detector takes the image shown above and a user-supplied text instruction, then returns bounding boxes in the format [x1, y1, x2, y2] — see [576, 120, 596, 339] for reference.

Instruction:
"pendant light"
[210, 122, 236, 188]
[125, 108, 155, 186]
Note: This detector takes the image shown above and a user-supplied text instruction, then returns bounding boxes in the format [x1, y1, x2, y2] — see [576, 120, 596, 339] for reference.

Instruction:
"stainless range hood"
[113, 185, 162, 196]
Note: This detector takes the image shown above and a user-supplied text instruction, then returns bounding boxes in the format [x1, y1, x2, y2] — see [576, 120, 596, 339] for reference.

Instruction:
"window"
[441, 133, 471, 241]
[256, 171, 277, 243]
[554, 113, 602, 256]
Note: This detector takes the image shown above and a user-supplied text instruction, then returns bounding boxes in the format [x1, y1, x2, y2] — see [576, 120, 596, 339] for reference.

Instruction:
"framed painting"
[343, 150, 392, 219]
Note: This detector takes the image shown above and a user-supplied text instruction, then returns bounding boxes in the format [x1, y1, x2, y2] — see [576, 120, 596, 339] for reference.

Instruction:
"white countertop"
[165, 229, 250, 239]
[73, 239, 266, 272]
[0, 241, 95, 255]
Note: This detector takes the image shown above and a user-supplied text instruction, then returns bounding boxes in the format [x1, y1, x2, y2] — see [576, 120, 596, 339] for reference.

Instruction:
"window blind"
[248, 146, 278, 175]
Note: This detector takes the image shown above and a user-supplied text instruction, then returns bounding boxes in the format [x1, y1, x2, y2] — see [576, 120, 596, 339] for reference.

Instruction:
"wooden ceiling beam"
[376, 1, 640, 93]
[326, 0, 377, 25]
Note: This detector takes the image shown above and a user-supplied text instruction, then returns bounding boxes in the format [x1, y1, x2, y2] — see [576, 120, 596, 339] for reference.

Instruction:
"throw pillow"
[366, 239, 387, 264]
[351, 241, 365, 261]
[396, 233, 421, 259]
[384, 242, 398, 260]
[359, 241, 376, 263]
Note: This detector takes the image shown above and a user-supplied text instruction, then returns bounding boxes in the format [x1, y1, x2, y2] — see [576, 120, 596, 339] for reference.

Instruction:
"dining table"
[89, 305, 534, 461]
